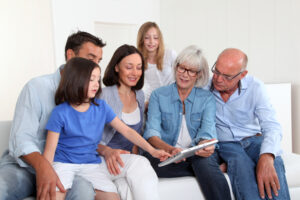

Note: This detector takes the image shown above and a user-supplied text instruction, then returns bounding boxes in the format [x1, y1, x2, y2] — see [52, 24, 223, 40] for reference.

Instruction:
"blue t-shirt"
[46, 99, 116, 164]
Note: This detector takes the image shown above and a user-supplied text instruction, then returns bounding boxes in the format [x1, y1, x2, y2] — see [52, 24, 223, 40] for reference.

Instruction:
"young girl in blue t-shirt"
[43, 57, 169, 200]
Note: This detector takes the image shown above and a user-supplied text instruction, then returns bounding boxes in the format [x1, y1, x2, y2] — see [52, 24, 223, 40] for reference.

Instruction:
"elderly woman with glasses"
[143, 45, 231, 200]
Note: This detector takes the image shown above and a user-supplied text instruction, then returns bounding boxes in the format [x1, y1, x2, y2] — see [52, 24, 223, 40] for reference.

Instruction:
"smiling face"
[87, 67, 101, 99]
[115, 53, 143, 88]
[143, 27, 159, 54]
[175, 63, 199, 91]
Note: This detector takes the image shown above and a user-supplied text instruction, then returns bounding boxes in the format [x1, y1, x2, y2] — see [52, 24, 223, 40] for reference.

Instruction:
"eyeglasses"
[176, 65, 199, 77]
[211, 63, 243, 81]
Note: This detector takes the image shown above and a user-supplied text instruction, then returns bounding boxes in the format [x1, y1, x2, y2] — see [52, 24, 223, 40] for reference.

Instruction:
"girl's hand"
[150, 149, 171, 161]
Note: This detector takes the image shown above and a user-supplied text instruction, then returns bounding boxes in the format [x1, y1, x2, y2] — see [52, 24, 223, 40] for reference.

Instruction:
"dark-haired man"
[209, 48, 290, 200]
[0, 31, 105, 200]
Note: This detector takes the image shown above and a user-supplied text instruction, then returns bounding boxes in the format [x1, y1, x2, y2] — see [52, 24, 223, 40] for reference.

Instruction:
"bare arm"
[43, 131, 59, 163]
[109, 117, 170, 160]
[148, 136, 183, 157]
[148, 136, 174, 154]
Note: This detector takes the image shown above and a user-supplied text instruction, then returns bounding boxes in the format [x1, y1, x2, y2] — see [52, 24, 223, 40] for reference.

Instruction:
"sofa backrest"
[265, 83, 292, 153]
[0, 83, 293, 156]
[0, 121, 12, 156]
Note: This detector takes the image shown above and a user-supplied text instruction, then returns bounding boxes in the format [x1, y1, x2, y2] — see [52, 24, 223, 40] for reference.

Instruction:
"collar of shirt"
[170, 82, 196, 104]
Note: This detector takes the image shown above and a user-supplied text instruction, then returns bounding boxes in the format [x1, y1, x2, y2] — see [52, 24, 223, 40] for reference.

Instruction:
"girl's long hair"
[137, 22, 165, 71]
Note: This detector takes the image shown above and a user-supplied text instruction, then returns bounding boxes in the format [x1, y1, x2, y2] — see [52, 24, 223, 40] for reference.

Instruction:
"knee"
[226, 155, 255, 176]
[228, 154, 252, 166]
[274, 156, 286, 173]
[67, 187, 95, 200]
[66, 176, 95, 200]
[127, 155, 158, 180]
[129, 155, 152, 168]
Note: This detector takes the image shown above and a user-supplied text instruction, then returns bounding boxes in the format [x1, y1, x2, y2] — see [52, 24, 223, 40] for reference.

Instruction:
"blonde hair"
[137, 22, 165, 70]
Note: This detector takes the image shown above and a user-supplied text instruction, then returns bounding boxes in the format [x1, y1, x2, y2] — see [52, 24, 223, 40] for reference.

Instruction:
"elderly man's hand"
[256, 153, 280, 199]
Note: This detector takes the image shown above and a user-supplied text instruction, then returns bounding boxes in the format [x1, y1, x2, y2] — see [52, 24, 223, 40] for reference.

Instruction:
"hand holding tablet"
[158, 140, 218, 167]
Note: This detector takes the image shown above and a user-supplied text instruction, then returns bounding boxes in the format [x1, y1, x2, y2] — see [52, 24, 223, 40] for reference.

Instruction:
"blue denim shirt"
[144, 83, 217, 147]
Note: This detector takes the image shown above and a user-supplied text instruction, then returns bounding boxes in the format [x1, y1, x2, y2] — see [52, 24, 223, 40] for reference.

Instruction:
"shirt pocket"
[161, 112, 173, 131]
[190, 112, 202, 129]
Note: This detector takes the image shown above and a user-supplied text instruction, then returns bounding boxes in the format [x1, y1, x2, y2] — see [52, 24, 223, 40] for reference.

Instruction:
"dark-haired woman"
[99, 44, 162, 200]
[43, 57, 169, 200]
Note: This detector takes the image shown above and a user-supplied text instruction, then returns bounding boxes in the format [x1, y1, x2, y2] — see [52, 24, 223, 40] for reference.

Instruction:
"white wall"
[2, 0, 299, 154]
[0, 0, 159, 121]
[51, 0, 160, 68]
[0, 0, 55, 121]
[160, 0, 300, 153]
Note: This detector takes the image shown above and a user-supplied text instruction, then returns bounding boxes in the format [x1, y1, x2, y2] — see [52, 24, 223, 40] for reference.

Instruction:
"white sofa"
[1, 83, 300, 200]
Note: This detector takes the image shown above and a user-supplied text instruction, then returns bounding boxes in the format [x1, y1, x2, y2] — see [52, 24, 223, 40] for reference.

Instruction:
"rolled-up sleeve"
[9, 83, 42, 164]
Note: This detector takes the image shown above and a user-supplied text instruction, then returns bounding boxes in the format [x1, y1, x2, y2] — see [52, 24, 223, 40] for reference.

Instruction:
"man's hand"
[256, 153, 280, 199]
[195, 139, 215, 157]
[23, 152, 65, 200]
[101, 147, 130, 175]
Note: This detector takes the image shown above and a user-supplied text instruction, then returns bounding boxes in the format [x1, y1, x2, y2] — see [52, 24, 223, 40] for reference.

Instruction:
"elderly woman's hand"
[169, 147, 187, 163]
[195, 139, 216, 157]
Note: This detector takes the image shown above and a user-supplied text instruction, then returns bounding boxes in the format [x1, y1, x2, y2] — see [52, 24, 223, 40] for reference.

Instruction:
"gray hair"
[174, 45, 209, 87]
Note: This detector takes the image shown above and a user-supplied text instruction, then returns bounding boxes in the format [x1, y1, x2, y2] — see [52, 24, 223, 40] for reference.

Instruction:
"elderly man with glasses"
[209, 48, 290, 200]
[143, 45, 231, 200]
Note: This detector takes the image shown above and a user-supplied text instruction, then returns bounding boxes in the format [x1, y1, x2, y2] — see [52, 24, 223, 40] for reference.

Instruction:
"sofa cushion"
[282, 152, 300, 187]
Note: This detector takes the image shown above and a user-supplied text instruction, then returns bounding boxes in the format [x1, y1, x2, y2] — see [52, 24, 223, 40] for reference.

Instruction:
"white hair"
[174, 45, 209, 87]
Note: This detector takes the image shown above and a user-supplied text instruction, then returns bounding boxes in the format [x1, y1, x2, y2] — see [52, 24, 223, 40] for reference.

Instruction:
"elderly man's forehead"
[216, 50, 245, 70]
[218, 48, 245, 62]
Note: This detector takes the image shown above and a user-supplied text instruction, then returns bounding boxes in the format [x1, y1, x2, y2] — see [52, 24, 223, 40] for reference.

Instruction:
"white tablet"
[158, 140, 218, 167]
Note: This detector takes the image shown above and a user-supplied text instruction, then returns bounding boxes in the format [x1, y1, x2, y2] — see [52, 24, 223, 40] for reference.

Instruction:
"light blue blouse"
[144, 83, 217, 147]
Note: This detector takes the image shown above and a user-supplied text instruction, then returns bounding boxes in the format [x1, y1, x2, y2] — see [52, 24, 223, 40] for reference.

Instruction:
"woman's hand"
[102, 146, 130, 175]
[195, 139, 216, 157]
[169, 147, 187, 163]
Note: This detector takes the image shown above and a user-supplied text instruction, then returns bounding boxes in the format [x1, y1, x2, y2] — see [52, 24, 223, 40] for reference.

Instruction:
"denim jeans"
[144, 151, 231, 200]
[0, 152, 95, 200]
[217, 135, 290, 200]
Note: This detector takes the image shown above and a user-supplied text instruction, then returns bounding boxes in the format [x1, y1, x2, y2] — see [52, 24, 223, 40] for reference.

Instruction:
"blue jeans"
[144, 151, 231, 200]
[217, 135, 290, 200]
[0, 152, 95, 200]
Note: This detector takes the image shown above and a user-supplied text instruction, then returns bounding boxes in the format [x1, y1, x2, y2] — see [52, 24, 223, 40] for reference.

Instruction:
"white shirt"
[122, 106, 140, 125]
[143, 49, 177, 102]
[175, 115, 192, 149]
